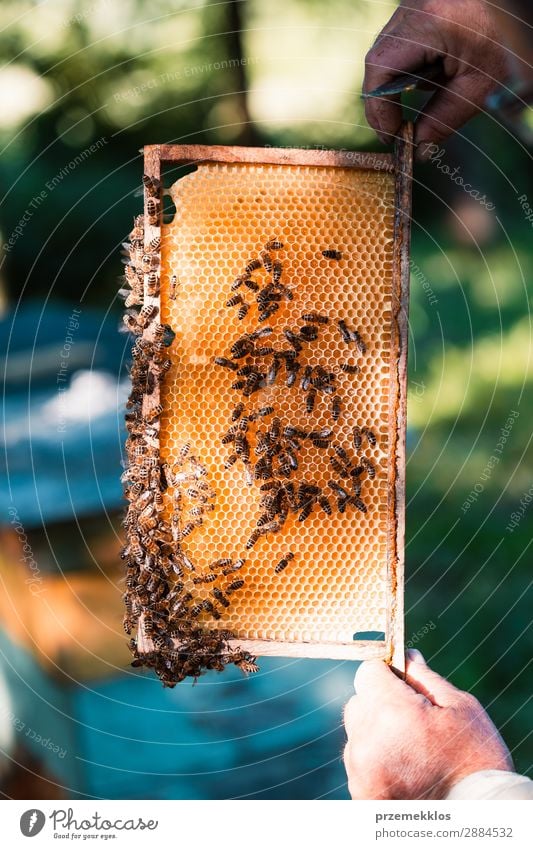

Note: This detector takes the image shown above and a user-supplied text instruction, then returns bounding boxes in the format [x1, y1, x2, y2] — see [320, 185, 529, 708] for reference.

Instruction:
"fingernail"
[407, 648, 426, 664]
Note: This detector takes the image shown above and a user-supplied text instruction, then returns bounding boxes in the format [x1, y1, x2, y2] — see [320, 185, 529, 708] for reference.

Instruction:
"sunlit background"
[0, 0, 531, 799]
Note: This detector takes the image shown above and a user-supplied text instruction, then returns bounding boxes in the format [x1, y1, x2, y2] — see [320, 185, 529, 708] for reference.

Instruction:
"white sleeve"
[446, 770, 533, 800]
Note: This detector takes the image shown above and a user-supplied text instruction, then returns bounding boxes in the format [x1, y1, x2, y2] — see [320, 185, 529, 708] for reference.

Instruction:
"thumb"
[354, 659, 408, 698]
[405, 652, 462, 707]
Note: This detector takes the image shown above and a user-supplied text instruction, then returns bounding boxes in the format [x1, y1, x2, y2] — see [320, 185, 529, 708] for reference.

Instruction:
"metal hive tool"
[121, 127, 413, 685]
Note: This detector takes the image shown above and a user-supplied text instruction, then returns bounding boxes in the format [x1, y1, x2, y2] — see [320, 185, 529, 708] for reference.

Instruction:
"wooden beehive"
[122, 126, 412, 685]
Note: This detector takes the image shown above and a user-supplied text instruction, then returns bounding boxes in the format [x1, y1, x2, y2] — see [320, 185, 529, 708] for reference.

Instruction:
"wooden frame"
[140, 125, 413, 672]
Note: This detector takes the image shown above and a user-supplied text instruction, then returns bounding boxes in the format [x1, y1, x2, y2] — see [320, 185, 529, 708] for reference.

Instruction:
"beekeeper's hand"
[343, 650, 513, 799]
[363, 0, 508, 153]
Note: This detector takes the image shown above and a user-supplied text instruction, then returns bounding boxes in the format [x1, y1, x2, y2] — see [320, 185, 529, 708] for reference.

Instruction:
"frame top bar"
[144, 143, 395, 173]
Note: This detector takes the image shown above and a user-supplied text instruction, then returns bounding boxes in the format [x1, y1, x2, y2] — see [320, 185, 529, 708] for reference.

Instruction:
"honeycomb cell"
[157, 161, 397, 646]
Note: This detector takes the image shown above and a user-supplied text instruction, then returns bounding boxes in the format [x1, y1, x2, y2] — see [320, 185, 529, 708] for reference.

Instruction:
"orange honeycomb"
[158, 162, 396, 647]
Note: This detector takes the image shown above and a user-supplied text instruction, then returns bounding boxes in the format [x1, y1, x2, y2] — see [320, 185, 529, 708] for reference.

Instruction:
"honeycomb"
[158, 162, 396, 647]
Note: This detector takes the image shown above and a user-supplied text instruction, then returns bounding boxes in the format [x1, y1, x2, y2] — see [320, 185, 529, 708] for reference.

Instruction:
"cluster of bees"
[215, 242, 378, 562]
[120, 201, 257, 686]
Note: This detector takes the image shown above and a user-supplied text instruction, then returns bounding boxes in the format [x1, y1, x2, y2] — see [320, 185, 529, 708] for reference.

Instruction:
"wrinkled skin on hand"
[363, 0, 509, 153]
[343, 651, 514, 799]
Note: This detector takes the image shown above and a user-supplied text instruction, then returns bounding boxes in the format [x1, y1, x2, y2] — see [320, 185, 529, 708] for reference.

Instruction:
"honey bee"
[147, 273, 159, 295]
[299, 500, 314, 521]
[237, 363, 257, 378]
[286, 364, 300, 388]
[205, 559, 229, 571]
[351, 496, 367, 513]
[124, 289, 143, 308]
[272, 260, 283, 284]
[152, 322, 175, 347]
[193, 573, 217, 584]
[258, 305, 279, 322]
[179, 522, 195, 540]
[351, 329, 367, 354]
[129, 215, 144, 242]
[142, 174, 162, 195]
[283, 329, 302, 353]
[256, 346, 276, 358]
[301, 312, 329, 325]
[225, 579, 244, 594]
[152, 358, 171, 377]
[300, 365, 312, 392]
[361, 457, 376, 478]
[237, 303, 250, 321]
[243, 278, 260, 293]
[338, 319, 351, 344]
[212, 587, 230, 608]
[141, 253, 157, 271]
[286, 450, 298, 471]
[146, 197, 160, 224]
[245, 259, 261, 274]
[330, 456, 350, 477]
[306, 389, 317, 414]
[340, 363, 360, 374]
[246, 529, 262, 549]
[278, 457, 292, 478]
[331, 395, 342, 421]
[178, 442, 191, 463]
[274, 552, 294, 574]
[251, 327, 274, 340]
[224, 453, 238, 469]
[231, 402, 245, 421]
[318, 494, 332, 515]
[230, 337, 254, 358]
[214, 356, 239, 372]
[123, 313, 142, 335]
[266, 357, 281, 385]
[234, 435, 250, 462]
[265, 239, 283, 250]
[333, 444, 350, 463]
[352, 426, 362, 450]
[321, 249, 342, 260]
[224, 557, 245, 574]
[144, 404, 163, 422]
[260, 250, 273, 272]
[231, 274, 247, 290]
[299, 325, 319, 342]
[252, 405, 274, 420]
[328, 480, 349, 500]
[362, 427, 377, 446]
[226, 294, 243, 308]
[270, 417, 281, 440]
[235, 655, 260, 674]
[166, 274, 179, 301]
[137, 304, 158, 328]
[139, 515, 157, 533]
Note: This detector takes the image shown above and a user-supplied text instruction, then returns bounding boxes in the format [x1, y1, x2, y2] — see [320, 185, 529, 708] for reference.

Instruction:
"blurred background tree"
[0, 0, 531, 795]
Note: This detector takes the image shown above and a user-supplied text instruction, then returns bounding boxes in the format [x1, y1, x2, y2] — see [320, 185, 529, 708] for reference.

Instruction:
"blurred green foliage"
[0, 0, 531, 788]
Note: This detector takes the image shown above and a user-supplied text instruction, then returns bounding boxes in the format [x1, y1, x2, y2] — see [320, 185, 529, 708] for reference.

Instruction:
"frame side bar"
[388, 122, 413, 674]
